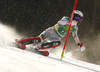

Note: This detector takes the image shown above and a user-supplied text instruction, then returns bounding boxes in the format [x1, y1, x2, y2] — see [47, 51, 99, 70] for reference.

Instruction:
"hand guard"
[78, 43, 86, 52]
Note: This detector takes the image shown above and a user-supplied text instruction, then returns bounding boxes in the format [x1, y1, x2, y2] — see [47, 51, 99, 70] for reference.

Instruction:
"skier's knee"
[37, 37, 41, 42]
[39, 34, 45, 41]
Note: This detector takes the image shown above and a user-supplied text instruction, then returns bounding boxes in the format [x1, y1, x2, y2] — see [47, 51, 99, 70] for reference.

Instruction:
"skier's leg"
[34, 27, 61, 56]
[34, 41, 61, 56]
[16, 37, 41, 45]
[37, 41, 61, 50]
[16, 27, 50, 45]
[15, 37, 41, 50]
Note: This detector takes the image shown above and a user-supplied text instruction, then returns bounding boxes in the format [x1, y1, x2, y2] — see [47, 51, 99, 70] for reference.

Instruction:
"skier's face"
[74, 17, 82, 22]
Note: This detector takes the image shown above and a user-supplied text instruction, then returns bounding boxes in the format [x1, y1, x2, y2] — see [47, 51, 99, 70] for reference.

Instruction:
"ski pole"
[61, 0, 78, 59]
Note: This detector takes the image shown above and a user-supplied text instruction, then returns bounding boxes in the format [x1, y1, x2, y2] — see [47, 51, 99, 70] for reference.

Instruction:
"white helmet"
[73, 10, 83, 22]
[74, 10, 83, 17]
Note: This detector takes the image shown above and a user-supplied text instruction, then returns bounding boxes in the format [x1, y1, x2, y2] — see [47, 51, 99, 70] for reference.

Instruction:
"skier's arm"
[72, 30, 80, 44]
[57, 16, 69, 26]
[72, 30, 85, 51]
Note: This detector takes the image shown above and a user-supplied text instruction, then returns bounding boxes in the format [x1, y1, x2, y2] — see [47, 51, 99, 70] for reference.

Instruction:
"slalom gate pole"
[61, 0, 78, 59]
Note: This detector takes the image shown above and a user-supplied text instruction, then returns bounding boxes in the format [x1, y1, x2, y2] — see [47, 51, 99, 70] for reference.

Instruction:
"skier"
[15, 10, 85, 56]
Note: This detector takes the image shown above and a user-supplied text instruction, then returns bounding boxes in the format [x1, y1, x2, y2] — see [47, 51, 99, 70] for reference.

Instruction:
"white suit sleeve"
[57, 16, 69, 26]
[72, 29, 80, 43]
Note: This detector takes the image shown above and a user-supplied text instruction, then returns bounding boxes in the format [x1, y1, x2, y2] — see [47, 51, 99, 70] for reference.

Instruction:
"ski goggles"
[74, 17, 82, 22]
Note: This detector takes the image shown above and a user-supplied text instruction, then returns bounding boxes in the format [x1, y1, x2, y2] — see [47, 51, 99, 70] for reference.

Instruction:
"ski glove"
[78, 43, 86, 52]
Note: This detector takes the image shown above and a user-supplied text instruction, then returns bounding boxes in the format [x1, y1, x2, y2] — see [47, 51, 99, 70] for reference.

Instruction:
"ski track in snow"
[0, 24, 100, 72]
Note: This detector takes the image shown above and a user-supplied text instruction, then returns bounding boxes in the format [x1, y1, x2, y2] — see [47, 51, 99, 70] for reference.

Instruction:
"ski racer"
[15, 10, 86, 56]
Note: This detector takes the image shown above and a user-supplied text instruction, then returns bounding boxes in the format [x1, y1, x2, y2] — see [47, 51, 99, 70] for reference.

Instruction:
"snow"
[0, 46, 100, 72]
[0, 23, 100, 72]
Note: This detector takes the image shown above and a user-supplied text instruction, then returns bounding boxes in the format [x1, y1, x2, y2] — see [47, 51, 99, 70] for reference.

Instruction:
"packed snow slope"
[0, 46, 100, 72]
[0, 24, 100, 72]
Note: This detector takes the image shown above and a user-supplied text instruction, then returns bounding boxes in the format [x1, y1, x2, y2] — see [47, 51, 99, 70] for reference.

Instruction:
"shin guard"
[17, 37, 41, 45]
[37, 41, 61, 50]
[15, 37, 41, 50]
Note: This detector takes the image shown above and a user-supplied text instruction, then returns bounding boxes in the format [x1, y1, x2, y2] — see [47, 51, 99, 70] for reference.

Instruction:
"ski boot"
[33, 46, 49, 56]
[15, 39, 26, 50]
